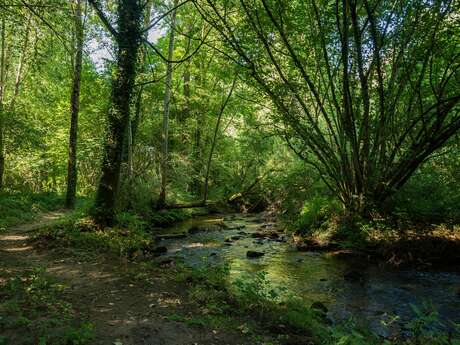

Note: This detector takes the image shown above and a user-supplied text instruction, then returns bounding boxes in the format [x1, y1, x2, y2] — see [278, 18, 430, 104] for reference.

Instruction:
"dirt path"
[0, 214, 257, 345]
[0, 210, 69, 255]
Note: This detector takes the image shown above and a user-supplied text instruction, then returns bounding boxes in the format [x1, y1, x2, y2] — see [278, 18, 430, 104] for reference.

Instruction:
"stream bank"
[151, 212, 460, 339]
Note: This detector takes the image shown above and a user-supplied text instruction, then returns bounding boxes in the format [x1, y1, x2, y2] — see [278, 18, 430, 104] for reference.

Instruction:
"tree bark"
[0, 17, 5, 190]
[92, 0, 143, 226]
[158, 0, 178, 207]
[126, 1, 152, 168]
[65, 0, 84, 209]
[203, 77, 236, 202]
[190, 30, 207, 196]
[182, 66, 190, 121]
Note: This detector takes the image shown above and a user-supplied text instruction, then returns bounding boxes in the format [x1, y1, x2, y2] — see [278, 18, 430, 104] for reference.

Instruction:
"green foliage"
[180, 264, 460, 345]
[0, 192, 63, 228]
[34, 217, 151, 258]
[233, 272, 285, 315]
[293, 196, 340, 235]
[393, 148, 460, 223]
[32, 207, 192, 260]
[400, 303, 460, 345]
[115, 211, 148, 232]
[149, 209, 191, 227]
[0, 268, 93, 345]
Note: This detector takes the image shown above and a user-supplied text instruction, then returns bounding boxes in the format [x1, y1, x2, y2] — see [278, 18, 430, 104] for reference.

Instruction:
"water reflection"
[157, 214, 460, 336]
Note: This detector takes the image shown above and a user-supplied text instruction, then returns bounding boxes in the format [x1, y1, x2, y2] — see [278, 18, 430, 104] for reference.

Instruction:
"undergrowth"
[33, 217, 152, 258]
[0, 192, 65, 229]
[32, 208, 193, 259]
[0, 268, 93, 345]
[179, 264, 460, 345]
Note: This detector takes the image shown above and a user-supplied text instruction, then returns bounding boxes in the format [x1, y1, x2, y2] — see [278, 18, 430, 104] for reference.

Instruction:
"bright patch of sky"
[87, 24, 165, 72]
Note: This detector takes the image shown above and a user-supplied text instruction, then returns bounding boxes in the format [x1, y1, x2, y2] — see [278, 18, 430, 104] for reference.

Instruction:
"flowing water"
[155, 213, 460, 337]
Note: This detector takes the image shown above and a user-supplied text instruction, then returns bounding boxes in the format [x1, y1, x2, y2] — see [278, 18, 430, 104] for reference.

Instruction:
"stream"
[154, 213, 460, 337]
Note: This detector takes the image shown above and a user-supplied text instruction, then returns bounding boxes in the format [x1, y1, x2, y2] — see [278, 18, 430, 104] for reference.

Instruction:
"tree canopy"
[0, 0, 458, 225]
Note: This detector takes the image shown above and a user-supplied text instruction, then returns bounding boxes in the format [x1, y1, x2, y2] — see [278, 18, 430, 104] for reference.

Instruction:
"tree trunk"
[203, 77, 237, 202]
[0, 17, 5, 190]
[158, 0, 178, 207]
[131, 86, 143, 148]
[65, 0, 84, 209]
[125, 1, 151, 166]
[126, 117, 133, 178]
[182, 67, 190, 121]
[93, 0, 142, 226]
[190, 36, 206, 196]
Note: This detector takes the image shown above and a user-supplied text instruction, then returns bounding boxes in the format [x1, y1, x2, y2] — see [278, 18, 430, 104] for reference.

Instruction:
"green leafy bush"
[293, 196, 340, 235]
[34, 218, 152, 258]
[392, 151, 460, 224]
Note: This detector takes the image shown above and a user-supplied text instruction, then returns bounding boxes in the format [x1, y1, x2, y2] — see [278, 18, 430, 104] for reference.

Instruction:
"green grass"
[0, 268, 93, 345]
[33, 217, 152, 259]
[0, 192, 66, 228]
[32, 207, 197, 259]
[0, 192, 91, 229]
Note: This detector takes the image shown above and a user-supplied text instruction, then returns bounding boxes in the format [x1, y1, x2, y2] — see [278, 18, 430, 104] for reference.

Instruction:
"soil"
[0, 212, 271, 345]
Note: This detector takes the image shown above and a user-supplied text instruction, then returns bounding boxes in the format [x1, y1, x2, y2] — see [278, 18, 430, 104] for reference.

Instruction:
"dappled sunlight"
[183, 242, 221, 249]
[157, 296, 182, 307]
[0, 233, 34, 252]
[0, 234, 28, 241]
[1, 0, 459, 343]
[1, 245, 34, 252]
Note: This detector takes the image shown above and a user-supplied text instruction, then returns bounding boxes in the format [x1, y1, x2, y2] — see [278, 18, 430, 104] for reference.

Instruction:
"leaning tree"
[194, 0, 460, 218]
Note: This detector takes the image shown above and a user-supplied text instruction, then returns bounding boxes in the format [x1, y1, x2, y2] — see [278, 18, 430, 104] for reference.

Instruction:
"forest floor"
[0, 212, 288, 345]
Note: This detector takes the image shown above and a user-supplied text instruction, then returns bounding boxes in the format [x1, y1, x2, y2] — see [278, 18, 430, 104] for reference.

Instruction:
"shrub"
[293, 196, 340, 235]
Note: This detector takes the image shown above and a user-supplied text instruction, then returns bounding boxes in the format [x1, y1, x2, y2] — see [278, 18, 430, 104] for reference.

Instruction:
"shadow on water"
[155, 213, 460, 337]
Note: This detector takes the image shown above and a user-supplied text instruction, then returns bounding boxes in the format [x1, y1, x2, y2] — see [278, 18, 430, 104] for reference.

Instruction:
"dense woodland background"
[0, 0, 459, 235]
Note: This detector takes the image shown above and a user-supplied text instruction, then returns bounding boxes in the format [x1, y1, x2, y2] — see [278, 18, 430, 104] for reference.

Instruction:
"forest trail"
[0, 210, 70, 254]
[0, 214, 251, 345]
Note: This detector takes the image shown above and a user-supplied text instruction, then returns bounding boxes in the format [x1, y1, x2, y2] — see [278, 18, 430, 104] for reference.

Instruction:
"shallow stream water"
[155, 213, 460, 337]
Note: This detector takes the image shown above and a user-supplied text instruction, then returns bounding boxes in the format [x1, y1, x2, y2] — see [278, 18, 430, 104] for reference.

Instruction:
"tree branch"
[87, 0, 118, 38]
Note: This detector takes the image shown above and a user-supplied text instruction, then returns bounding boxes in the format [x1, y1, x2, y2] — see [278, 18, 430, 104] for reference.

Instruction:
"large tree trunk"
[93, 0, 142, 226]
[65, 0, 84, 209]
[158, 0, 178, 207]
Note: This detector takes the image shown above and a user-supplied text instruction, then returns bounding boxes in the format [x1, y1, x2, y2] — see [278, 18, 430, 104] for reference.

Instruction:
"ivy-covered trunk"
[93, 0, 142, 225]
